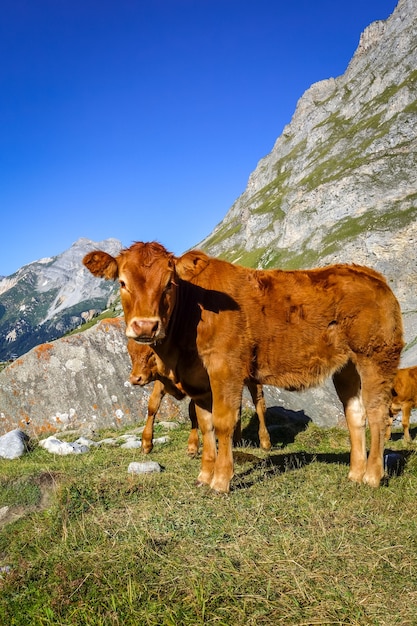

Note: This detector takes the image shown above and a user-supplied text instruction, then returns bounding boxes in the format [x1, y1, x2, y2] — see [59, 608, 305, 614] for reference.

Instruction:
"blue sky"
[0, 0, 398, 276]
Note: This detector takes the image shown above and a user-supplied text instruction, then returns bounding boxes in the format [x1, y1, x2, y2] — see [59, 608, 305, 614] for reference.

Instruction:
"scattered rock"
[0, 506, 10, 521]
[38, 436, 89, 455]
[0, 429, 30, 459]
[120, 439, 142, 449]
[128, 461, 162, 474]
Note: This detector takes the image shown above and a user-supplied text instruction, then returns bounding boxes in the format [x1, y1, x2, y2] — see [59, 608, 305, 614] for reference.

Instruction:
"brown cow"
[83, 242, 404, 493]
[387, 366, 417, 442]
[127, 339, 271, 454]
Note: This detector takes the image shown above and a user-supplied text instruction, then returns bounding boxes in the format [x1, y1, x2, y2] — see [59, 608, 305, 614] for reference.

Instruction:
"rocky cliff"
[198, 0, 417, 354]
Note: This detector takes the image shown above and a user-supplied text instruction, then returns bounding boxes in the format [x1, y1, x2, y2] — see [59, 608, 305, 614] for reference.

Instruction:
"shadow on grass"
[232, 446, 414, 492]
[241, 405, 312, 448]
[232, 450, 349, 491]
[389, 425, 417, 442]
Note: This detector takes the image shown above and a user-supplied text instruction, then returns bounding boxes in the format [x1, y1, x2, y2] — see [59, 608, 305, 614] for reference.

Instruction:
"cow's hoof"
[209, 478, 230, 494]
[348, 469, 365, 484]
[260, 441, 272, 451]
[196, 471, 212, 487]
[362, 472, 383, 488]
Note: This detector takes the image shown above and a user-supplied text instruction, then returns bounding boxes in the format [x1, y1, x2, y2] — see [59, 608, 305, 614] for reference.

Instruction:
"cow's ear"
[83, 251, 119, 280]
[176, 250, 210, 280]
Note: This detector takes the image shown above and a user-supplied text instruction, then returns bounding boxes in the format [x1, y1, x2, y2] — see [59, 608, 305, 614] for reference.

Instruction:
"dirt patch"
[0, 471, 60, 529]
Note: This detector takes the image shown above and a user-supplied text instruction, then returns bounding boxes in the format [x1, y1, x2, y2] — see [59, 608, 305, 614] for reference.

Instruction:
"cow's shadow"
[234, 406, 413, 491]
[389, 425, 417, 441]
[241, 405, 311, 448]
[232, 448, 413, 491]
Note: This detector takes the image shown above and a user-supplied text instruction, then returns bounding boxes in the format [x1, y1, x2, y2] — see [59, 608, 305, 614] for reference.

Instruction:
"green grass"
[1, 416, 417, 625]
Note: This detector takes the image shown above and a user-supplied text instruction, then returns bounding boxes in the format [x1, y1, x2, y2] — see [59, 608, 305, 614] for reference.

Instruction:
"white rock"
[39, 436, 89, 455]
[152, 436, 170, 445]
[120, 439, 142, 449]
[128, 461, 162, 474]
[97, 437, 118, 445]
[0, 429, 29, 459]
[0, 506, 10, 521]
[157, 421, 180, 431]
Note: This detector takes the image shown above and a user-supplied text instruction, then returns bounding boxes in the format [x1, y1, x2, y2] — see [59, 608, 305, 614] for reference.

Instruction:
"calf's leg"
[209, 379, 243, 493]
[247, 381, 271, 450]
[194, 401, 216, 487]
[142, 381, 166, 454]
[401, 402, 413, 442]
[187, 400, 199, 456]
[358, 358, 396, 487]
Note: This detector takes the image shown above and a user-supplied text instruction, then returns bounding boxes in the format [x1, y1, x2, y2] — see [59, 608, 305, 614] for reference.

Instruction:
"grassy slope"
[1, 416, 417, 626]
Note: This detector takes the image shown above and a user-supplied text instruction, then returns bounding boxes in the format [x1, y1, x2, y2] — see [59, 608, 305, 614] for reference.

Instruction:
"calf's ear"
[83, 251, 119, 280]
[176, 250, 210, 280]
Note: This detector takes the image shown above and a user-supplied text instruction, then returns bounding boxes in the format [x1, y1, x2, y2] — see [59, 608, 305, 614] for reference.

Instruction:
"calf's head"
[83, 241, 177, 344]
[127, 339, 158, 385]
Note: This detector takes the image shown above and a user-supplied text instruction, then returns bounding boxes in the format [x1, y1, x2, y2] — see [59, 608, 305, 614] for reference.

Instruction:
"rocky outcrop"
[0, 318, 189, 437]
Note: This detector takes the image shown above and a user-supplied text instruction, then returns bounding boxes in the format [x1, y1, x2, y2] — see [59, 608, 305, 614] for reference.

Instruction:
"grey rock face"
[198, 0, 417, 353]
[0, 318, 189, 437]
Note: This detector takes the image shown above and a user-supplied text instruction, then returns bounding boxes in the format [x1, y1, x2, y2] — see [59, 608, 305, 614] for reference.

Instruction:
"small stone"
[0, 506, 10, 521]
[128, 461, 162, 474]
[152, 436, 170, 445]
[0, 429, 30, 459]
[121, 439, 142, 449]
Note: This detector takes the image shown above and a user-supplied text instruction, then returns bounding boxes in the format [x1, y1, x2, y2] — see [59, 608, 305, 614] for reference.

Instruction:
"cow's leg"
[401, 402, 413, 442]
[187, 400, 199, 456]
[194, 400, 216, 486]
[358, 358, 396, 487]
[247, 381, 271, 451]
[210, 379, 243, 493]
[333, 360, 367, 483]
[141, 381, 165, 454]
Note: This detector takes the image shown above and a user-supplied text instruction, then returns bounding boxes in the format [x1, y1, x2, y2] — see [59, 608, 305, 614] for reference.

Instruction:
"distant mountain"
[198, 0, 417, 355]
[0, 237, 121, 360]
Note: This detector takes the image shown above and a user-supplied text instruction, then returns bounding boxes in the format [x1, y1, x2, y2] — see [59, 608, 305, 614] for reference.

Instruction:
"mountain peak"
[0, 237, 122, 360]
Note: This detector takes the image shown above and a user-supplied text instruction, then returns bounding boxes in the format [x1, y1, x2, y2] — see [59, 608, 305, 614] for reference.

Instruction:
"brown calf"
[84, 242, 404, 493]
[387, 366, 417, 442]
[127, 339, 271, 454]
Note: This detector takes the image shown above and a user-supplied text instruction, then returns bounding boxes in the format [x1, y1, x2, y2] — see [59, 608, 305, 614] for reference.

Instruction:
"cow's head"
[127, 338, 157, 385]
[83, 241, 177, 344]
